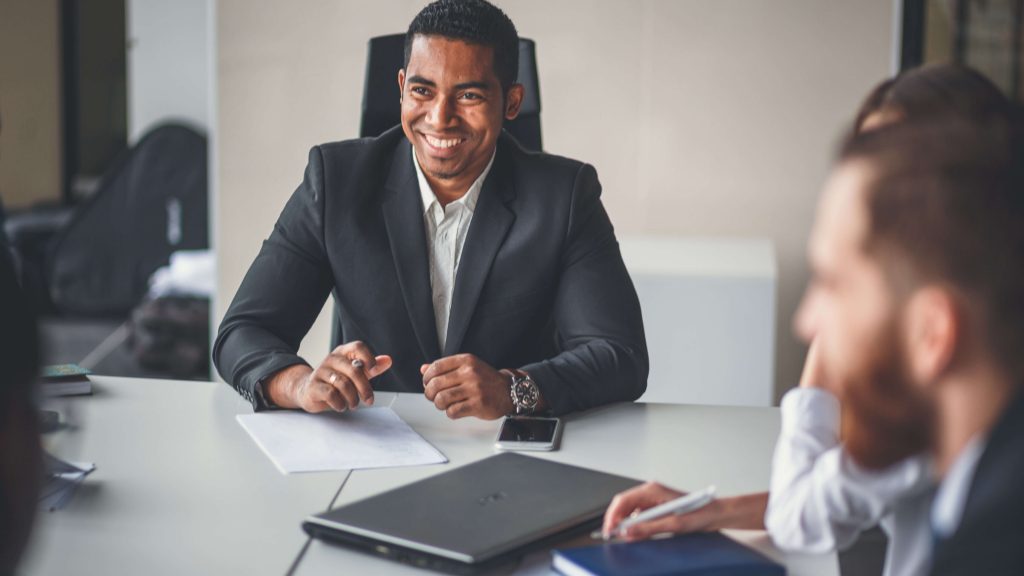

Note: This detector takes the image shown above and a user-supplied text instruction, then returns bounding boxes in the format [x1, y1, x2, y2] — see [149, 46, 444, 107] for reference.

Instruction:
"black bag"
[128, 295, 210, 379]
[48, 124, 208, 315]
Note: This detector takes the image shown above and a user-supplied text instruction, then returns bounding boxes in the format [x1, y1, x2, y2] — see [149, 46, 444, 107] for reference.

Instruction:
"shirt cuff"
[780, 387, 841, 438]
[253, 377, 279, 411]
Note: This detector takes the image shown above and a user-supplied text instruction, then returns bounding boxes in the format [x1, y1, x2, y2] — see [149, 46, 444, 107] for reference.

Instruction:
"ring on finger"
[329, 372, 337, 384]
[351, 359, 364, 370]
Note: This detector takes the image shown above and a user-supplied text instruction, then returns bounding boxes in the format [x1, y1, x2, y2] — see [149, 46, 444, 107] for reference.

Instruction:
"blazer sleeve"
[212, 147, 335, 409]
[519, 164, 649, 415]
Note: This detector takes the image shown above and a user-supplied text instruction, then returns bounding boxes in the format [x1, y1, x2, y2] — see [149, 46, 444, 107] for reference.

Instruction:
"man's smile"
[419, 132, 468, 157]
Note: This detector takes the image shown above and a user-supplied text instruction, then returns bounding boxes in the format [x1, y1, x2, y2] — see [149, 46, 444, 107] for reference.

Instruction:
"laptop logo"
[477, 491, 508, 506]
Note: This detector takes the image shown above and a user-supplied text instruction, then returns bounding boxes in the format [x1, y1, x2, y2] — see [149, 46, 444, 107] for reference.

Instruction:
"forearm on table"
[713, 492, 769, 531]
[521, 338, 648, 416]
[213, 323, 310, 404]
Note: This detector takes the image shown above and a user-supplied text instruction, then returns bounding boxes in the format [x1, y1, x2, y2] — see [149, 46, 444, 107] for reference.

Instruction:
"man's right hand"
[266, 341, 392, 412]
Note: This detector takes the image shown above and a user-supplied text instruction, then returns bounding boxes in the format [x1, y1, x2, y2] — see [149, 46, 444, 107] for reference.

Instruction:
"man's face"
[398, 35, 520, 183]
[796, 161, 932, 469]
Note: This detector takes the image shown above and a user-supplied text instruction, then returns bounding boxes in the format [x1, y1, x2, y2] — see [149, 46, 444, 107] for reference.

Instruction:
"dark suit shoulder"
[316, 126, 396, 155]
[498, 134, 597, 207]
[315, 126, 405, 171]
[501, 133, 588, 174]
[931, 389, 1024, 576]
[969, 389, 1024, 511]
[308, 126, 407, 204]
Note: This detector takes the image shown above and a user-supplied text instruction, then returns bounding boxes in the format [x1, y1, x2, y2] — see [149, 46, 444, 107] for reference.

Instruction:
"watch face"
[514, 379, 539, 408]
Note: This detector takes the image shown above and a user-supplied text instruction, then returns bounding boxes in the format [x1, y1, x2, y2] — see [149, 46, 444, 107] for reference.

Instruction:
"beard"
[429, 168, 459, 180]
[838, 324, 935, 470]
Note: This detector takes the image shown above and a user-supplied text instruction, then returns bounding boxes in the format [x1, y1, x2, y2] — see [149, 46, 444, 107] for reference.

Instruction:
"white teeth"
[426, 135, 461, 149]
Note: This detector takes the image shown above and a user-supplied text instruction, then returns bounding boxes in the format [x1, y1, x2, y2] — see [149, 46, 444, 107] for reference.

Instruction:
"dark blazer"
[930, 389, 1024, 576]
[213, 127, 648, 415]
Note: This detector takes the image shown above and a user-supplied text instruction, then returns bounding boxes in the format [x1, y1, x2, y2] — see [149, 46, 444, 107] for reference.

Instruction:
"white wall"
[127, 0, 210, 142]
[214, 0, 896, 400]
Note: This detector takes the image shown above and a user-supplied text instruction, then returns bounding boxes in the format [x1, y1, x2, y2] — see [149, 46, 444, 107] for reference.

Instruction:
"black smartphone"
[494, 416, 562, 451]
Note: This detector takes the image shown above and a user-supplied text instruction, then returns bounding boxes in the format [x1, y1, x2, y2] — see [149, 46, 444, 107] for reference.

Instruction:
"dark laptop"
[303, 452, 641, 574]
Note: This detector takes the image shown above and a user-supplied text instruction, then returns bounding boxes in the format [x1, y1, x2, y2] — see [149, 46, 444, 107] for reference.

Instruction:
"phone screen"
[498, 417, 559, 443]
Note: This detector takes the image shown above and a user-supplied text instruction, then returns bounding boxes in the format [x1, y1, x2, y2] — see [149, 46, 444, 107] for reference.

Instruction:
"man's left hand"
[421, 354, 514, 420]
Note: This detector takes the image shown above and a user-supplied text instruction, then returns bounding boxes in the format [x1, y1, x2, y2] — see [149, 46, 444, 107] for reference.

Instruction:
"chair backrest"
[48, 123, 208, 316]
[360, 33, 542, 151]
[0, 199, 15, 283]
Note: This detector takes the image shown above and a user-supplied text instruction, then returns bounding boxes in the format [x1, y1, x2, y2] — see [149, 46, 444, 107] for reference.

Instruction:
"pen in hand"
[593, 485, 717, 541]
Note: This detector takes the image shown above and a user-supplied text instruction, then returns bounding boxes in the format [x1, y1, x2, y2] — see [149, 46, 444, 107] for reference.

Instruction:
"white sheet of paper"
[237, 407, 448, 474]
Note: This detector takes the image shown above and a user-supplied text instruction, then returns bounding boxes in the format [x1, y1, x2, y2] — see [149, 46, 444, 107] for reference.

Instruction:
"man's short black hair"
[404, 0, 519, 92]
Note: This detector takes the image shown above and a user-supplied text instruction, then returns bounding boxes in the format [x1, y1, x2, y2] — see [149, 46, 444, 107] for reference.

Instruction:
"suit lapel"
[444, 149, 516, 356]
[381, 140, 441, 360]
[960, 388, 1024, 524]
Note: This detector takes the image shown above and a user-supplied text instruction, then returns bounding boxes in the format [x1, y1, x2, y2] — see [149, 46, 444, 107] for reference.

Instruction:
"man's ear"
[397, 69, 406, 103]
[904, 287, 958, 388]
[504, 84, 524, 120]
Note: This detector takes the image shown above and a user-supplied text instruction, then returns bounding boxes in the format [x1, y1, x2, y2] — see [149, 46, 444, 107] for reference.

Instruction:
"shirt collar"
[931, 433, 987, 539]
[412, 146, 496, 216]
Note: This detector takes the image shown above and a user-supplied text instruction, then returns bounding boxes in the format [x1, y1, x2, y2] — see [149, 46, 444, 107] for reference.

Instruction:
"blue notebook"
[552, 532, 785, 576]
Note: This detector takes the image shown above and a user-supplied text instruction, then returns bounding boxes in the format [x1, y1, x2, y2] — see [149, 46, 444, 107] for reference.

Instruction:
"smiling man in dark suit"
[214, 0, 647, 420]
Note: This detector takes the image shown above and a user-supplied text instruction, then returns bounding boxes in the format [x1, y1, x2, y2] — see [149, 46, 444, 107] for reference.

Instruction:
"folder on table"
[552, 532, 784, 576]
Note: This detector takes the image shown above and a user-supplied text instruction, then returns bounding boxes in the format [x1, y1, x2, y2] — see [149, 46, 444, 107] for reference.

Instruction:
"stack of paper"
[40, 453, 96, 511]
[41, 364, 92, 397]
[237, 407, 448, 474]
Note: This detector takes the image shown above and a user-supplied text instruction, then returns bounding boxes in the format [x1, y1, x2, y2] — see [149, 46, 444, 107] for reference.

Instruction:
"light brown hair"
[852, 64, 1012, 135]
[840, 118, 1024, 381]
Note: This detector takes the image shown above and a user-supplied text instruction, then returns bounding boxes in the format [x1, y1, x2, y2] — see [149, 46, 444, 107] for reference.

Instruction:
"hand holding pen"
[600, 484, 718, 541]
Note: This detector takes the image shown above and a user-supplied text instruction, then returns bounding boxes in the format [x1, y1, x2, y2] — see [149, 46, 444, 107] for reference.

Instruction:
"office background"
[4, 2, 1019, 569]
[12, 0, 1010, 400]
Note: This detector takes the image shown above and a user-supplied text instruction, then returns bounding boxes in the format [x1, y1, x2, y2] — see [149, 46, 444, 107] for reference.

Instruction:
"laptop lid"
[303, 452, 640, 566]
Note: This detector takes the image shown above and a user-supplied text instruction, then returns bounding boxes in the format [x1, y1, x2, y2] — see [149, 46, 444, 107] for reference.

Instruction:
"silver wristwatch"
[509, 372, 540, 415]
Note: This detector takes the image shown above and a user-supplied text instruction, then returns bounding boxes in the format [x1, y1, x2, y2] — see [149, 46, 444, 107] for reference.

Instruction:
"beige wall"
[0, 0, 61, 209]
[215, 0, 895, 399]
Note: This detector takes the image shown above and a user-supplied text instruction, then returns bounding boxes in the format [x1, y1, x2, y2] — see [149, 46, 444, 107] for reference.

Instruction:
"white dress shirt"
[930, 434, 986, 540]
[766, 388, 935, 576]
[412, 148, 496, 351]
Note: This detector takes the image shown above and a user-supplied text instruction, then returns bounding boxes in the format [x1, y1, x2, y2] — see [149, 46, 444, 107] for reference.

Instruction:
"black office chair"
[330, 35, 544, 351]
[359, 33, 542, 150]
[48, 123, 208, 316]
[0, 199, 16, 282]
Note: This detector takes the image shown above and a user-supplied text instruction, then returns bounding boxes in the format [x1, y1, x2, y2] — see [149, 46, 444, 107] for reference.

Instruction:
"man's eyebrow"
[406, 75, 491, 92]
[454, 81, 490, 91]
[407, 75, 436, 86]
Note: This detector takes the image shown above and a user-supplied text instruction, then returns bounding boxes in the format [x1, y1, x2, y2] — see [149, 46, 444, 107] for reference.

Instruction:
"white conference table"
[22, 376, 838, 576]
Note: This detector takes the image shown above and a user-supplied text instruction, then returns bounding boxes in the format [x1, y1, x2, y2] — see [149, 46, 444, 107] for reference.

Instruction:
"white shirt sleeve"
[765, 388, 931, 553]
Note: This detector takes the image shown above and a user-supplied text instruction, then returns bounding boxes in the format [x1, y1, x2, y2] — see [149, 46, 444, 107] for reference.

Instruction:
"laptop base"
[303, 516, 602, 575]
